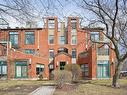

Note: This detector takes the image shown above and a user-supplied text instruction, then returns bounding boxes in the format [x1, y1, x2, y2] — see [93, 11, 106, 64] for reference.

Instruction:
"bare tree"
[76, 0, 127, 87]
[0, 0, 38, 23]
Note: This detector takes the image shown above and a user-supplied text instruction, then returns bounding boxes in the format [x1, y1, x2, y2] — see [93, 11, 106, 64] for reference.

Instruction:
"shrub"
[53, 70, 72, 88]
[65, 64, 81, 82]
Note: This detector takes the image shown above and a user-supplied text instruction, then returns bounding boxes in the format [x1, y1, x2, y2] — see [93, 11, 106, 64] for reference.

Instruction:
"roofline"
[81, 27, 104, 31]
[0, 27, 44, 31]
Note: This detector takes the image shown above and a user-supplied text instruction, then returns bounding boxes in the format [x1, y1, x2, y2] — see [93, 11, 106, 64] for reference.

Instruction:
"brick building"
[0, 17, 115, 80]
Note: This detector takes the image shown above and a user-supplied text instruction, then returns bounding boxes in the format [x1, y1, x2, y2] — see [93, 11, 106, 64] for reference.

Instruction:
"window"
[72, 49, 76, 58]
[59, 36, 65, 44]
[0, 43, 7, 56]
[90, 32, 99, 41]
[81, 64, 89, 77]
[97, 60, 109, 78]
[60, 62, 66, 70]
[25, 31, 35, 45]
[71, 35, 77, 45]
[48, 35, 54, 44]
[9, 32, 18, 48]
[71, 19, 77, 29]
[97, 48, 109, 55]
[49, 49, 54, 58]
[48, 19, 55, 28]
[15, 61, 28, 78]
[24, 49, 35, 54]
[36, 64, 44, 75]
[58, 47, 68, 53]
[0, 61, 7, 78]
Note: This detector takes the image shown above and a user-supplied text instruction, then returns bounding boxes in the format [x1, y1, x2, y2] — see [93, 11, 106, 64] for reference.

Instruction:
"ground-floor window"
[60, 62, 66, 70]
[81, 64, 89, 77]
[0, 61, 7, 78]
[97, 60, 110, 78]
[15, 61, 28, 78]
[36, 64, 44, 75]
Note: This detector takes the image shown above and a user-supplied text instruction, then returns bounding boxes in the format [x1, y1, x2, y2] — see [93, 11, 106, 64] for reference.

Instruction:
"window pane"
[25, 49, 35, 54]
[49, 50, 54, 58]
[71, 19, 77, 29]
[2, 66, 7, 74]
[22, 66, 27, 77]
[25, 32, 35, 45]
[48, 19, 55, 28]
[59, 36, 65, 44]
[9, 32, 18, 48]
[36, 64, 44, 75]
[16, 66, 21, 77]
[72, 35, 77, 44]
[0, 66, 1, 74]
[90, 32, 99, 41]
[72, 49, 76, 58]
[48, 35, 54, 44]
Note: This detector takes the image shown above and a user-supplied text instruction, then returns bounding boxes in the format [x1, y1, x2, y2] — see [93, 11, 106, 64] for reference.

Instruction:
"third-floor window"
[71, 18, 77, 29]
[90, 32, 100, 42]
[25, 31, 35, 45]
[48, 19, 55, 29]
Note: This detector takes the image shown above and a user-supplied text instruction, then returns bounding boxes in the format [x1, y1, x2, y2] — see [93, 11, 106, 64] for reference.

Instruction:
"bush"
[65, 64, 81, 82]
[53, 70, 72, 88]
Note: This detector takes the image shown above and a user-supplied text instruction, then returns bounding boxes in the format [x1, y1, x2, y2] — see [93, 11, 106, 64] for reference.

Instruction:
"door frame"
[97, 63, 110, 78]
[15, 60, 28, 78]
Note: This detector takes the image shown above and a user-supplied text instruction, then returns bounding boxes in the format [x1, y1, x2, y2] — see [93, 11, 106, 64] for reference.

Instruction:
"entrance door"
[97, 64, 109, 78]
[15, 61, 28, 78]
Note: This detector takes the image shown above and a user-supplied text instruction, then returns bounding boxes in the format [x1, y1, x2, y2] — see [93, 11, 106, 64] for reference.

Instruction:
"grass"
[0, 80, 55, 95]
[53, 79, 127, 95]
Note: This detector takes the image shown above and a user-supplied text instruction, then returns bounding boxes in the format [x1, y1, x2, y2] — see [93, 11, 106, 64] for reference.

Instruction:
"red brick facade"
[0, 17, 115, 80]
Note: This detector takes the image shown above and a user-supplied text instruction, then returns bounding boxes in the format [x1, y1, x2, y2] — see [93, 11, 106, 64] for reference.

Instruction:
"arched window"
[58, 47, 68, 53]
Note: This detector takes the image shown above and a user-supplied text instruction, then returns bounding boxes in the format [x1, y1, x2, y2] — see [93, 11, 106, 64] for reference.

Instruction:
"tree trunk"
[112, 61, 123, 87]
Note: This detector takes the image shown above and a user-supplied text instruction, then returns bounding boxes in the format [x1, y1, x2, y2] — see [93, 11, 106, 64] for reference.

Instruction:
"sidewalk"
[29, 86, 55, 95]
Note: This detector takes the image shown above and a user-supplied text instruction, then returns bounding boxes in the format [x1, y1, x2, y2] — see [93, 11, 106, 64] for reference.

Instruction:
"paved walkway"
[29, 86, 55, 95]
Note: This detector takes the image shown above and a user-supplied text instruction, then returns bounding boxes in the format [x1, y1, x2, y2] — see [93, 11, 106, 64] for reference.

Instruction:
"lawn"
[0, 80, 54, 95]
[53, 79, 127, 95]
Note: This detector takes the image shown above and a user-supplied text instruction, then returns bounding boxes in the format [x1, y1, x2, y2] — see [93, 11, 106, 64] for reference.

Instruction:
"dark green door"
[97, 61, 110, 78]
[15, 61, 28, 78]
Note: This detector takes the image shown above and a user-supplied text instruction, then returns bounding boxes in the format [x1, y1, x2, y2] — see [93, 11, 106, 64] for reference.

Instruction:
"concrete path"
[29, 86, 55, 95]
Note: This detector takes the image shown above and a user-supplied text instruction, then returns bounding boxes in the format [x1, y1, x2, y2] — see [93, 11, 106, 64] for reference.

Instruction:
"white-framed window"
[0, 61, 7, 77]
[9, 31, 18, 48]
[72, 49, 76, 58]
[25, 31, 35, 45]
[81, 64, 89, 77]
[90, 32, 100, 42]
[24, 49, 35, 54]
[48, 35, 54, 44]
[48, 19, 55, 28]
[49, 49, 54, 59]
[59, 36, 65, 44]
[71, 35, 77, 45]
[71, 18, 77, 29]
[36, 64, 44, 75]
[97, 48, 109, 55]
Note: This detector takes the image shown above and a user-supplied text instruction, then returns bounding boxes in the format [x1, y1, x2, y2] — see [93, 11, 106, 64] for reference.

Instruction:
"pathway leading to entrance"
[29, 86, 55, 95]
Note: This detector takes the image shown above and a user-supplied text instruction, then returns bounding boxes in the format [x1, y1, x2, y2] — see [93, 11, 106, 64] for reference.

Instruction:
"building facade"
[0, 17, 115, 80]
